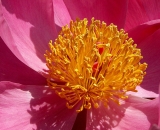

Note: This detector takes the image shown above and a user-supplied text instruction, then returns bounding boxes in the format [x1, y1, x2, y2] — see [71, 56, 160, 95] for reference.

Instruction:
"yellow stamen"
[45, 18, 147, 113]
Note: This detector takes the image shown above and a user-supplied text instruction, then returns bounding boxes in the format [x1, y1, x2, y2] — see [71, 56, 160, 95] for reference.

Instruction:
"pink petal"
[118, 97, 159, 130]
[0, 37, 46, 85]
[86, 96, 159, 130]
[53, 0, 71, 30]
[0, 81, 36, 129]
[125, 0, 160, 31]
[63, 0, 128, 28]
[0, 0, 58, 75]
[0, 81, 78, 130]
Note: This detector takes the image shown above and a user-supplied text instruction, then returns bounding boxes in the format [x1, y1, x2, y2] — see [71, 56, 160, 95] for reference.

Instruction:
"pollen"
[45, 18, 147, 113]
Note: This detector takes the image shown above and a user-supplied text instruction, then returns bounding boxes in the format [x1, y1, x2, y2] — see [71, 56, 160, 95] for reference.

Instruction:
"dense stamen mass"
[45, 18, 147, 113]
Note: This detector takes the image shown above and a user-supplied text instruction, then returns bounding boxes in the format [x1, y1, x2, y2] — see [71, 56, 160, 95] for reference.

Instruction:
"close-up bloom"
[0, 0, 160, 130]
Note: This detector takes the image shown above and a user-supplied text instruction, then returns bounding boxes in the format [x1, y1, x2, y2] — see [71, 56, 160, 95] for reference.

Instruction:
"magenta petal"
[0, 0, 58, 74]
[86, 96, 158, 130]
[127, 20, 160, 95]
[125, 0, 160, 31]
[63, 0, 128, 28]
[128, 20, 160, 44]
[137, 29, 160, 94]
[0, 37, 46, 85]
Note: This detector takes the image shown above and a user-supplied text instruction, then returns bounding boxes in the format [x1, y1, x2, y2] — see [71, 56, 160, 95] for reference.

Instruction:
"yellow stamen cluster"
[45, 18, 147, 113]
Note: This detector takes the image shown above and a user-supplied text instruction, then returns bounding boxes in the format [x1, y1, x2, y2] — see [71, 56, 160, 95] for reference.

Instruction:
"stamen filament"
[45, 18, 147, 112]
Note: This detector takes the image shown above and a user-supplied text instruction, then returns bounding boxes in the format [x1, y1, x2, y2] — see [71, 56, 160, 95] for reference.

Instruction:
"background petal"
[0, 81, 78, 130]
[63, 0, 128, 29]
[125, 0, 160, 31]
[0, 37, 46, 85]
[0, 0, 58, 75]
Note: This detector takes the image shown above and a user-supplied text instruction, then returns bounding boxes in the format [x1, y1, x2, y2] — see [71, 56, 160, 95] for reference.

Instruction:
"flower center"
[45, 18, 147, 113]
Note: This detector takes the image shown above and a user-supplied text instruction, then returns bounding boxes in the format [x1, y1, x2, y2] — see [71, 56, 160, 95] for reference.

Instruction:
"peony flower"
[0, 0, 160, 130]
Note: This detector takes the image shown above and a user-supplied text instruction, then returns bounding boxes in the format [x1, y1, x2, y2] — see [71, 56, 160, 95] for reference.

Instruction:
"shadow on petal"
[27, 85, 78, 130]
[86, 101, 126, 130]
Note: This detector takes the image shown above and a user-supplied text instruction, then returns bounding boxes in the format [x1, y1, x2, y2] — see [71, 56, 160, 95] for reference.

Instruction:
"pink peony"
[0, 0, 160, 130]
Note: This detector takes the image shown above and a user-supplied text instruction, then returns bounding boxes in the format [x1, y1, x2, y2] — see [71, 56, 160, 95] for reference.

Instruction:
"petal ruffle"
[127, 86, 158, 98]
[86, 96, 159, 130]
[63, 0, 128, 28]
[0, 37, 46, 85]
[125, 0, 160, 31]
[0, 0, 58, 75]
[0, 81, 78, 130]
